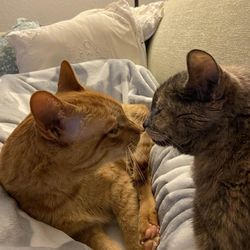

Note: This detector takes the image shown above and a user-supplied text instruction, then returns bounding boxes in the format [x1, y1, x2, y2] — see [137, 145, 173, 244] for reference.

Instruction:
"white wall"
[0, 0, 159, 31]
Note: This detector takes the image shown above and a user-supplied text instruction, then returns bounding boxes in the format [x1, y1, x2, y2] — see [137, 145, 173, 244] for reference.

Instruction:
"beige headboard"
[148, 0, 250, 84]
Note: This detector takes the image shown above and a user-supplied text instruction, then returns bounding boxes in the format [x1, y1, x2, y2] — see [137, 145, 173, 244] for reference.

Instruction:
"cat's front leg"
[111, 175, 142, 250]
[131, 132, 160, 248]
[129, 170, 160, 248]
[74, 224, 122, 250]
[136, 178, 160, 250]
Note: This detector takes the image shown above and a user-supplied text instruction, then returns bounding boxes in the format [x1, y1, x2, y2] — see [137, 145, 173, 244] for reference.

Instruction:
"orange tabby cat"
[0, 61, 159, 250]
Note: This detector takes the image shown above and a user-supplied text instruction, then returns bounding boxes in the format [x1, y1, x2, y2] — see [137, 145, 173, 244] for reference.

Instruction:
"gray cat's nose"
[143, 118, 149, 129]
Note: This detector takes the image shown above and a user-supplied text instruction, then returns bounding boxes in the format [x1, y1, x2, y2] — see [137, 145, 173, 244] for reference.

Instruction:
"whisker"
[128, 147, 145, 182]
[125, 150, 129, 173]
[125, 149, 133, 176]
[125, 147, 134, 176]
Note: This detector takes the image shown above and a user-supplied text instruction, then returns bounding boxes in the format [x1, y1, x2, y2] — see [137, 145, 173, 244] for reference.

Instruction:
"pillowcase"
[147, 0, 250, 84]
[131, 1, 164, 41]
[0, 18, 39, 76]
[6, 0, 147, 73]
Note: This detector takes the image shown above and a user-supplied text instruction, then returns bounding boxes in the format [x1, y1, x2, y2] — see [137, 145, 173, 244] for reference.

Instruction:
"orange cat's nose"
[135, 123, 144, 134]
[129, 121, 143, 134]
[134, 127, 143, 135]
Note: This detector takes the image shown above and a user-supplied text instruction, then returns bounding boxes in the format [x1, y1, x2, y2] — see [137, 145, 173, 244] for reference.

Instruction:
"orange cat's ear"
[57, 60, 85, 93]
[186, 49, 223, 101]
[30, 91, 81, 144]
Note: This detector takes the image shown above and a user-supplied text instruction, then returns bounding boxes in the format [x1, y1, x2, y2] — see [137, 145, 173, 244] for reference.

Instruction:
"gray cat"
[144, 49, 250, 250]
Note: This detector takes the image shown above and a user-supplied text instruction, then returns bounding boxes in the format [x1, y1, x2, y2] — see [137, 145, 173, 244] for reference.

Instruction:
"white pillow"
[131, 1, 164, 41]
[6, 0, 147, 73]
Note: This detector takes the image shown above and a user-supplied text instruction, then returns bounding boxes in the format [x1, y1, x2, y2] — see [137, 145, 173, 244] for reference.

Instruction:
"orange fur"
[0, 61, 159, 250]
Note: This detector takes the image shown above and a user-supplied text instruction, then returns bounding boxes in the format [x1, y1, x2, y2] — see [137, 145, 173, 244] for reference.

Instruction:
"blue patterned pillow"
[0, 18, 39, 76]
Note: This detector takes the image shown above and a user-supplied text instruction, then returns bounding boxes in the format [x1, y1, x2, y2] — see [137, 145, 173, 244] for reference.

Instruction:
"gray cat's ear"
[186, 49, 223, 101]
[30, 91, 80, 144]
[57, 60, 85, 93]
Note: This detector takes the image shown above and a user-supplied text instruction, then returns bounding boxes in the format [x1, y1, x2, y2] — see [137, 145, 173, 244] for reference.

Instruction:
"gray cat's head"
[144, 49, 250, 155]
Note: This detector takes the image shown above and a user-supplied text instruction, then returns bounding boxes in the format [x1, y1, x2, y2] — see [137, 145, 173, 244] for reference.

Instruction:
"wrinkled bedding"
[0, 59, 196, 250]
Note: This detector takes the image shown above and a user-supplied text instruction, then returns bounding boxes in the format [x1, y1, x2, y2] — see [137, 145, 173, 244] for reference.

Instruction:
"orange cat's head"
[30, 61, 142, 168]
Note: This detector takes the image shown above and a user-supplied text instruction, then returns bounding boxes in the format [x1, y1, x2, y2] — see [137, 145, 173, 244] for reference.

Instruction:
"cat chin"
[152, 138, 171, 147]
[153, 138, 191, 154]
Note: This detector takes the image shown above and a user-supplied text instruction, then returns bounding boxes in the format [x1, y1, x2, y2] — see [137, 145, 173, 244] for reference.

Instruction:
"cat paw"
[140, 224, 160, 250]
